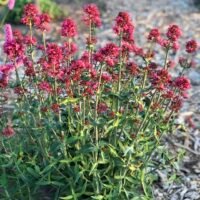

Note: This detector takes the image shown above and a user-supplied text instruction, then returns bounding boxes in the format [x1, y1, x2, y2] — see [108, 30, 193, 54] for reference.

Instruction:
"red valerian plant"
[0, 3, 199, 199]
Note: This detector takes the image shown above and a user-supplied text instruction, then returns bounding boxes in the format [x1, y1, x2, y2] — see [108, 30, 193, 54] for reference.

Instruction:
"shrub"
[0, 3, 198, 199]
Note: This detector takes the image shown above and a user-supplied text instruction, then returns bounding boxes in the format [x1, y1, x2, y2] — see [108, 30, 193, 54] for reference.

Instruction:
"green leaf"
[60, 97, 79, 105]
[91, 195, 104, 199]
[60, 195, 74, 200]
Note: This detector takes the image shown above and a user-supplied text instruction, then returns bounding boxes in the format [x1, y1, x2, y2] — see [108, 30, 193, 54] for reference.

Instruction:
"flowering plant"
[0, 3, 198, 199]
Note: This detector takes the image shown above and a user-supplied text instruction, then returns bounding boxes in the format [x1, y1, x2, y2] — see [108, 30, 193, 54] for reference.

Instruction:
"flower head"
[21, 3, 39, 25]
[61, 18, 78, 38]
[113, 12, 134, 42]
[148, 28, 160, 41]
[83, 4, 101, 27]
[166, 24, 182, 41]
[35, 13, 51, 32]
[173, 76, 191, 91]
[8, 0, 15, 10]
[4, 24, 13, 43]
[186, 40, 198, 53]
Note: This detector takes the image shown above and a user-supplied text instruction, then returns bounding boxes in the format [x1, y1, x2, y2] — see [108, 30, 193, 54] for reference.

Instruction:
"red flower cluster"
[166, 24, 182, 41]
[94, 43, 119, 66]
[83, 4, 101, 27]
[3, 40, 25, 60]
[148, 28, 160, 41]
[150, 69, 171, 90]
[61, 18, 78, 38]
[113, 12, 134, 42]
[173, 76, 191, 91]
[186, 40, 198, 53]
[21, 3, 39, 25]
[38, 81, 52, 93]
[35, 13, 51, 32]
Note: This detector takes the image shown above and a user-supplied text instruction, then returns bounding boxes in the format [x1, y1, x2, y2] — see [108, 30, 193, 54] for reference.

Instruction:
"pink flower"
[186, 40, 198, 53]
[4, 24, 13, 43]
[83, 4, 101, 27]
[8, 0, 15, 10]
[166, 24, 182, 41]
[61, 18, 77, 38]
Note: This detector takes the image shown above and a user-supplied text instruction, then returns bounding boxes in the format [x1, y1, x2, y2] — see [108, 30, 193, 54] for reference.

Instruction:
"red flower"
[102, 72, 112, 82]
[46, 43, 63, 65]
[21, 3, 39, 26]
[173, 76, 191, 91]
[61, 18, 77, 38]
[51, 103, 60, 113]
[186, 40, 198, 53]
[113, 12, 134, 42]
[148, 28, 160, 41]
[3, 40, 25, 60]
[83, 4, 101, 27]
[170, 96, 182, 112]
[38, 81, 52, 93]
[2, 125, 15, 138]
[150, 69, 171, 90]
[126, 62, 138, 75]
[166, 24, 182, 41]
[94, 43, 119, 66]
[35, 13, 51, 32]
[24, 35, 37, 46]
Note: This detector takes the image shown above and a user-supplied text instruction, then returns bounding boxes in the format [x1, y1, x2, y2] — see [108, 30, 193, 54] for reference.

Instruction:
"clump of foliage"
[1, 0, 63, 24]
[0, 3, 198, 199]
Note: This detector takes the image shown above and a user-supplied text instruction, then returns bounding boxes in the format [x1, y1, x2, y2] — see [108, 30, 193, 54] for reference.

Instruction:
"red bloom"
[83, 4, 101, 27]
[97, 103, 108, 114]
[61, 18, 77, 38]
[102, 72, 112, 82]
[126, 62, 138, 75]
[38, 81, 52, 93]
[113, 12, 134, 42]
[4, 24, 13, 43]
[62, 42, 78, 60]
[24, 35, 37, 46]
[35, 13, 51, 32]
[2, 125, 15, 138]
[186, 40, 198, 53]
[170, 96, 182, 112]
[94, 43, 119, 66]
[148, 28, 160, 41]
[173, 76, 191, 91]
[51, 103, 60, 113]
[150, 69, 171, 90]
[3, 40, 25, 60]
[46, 43, 63, 65]
[166, 24, 182, 41]
[21, 3, 39, 26]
